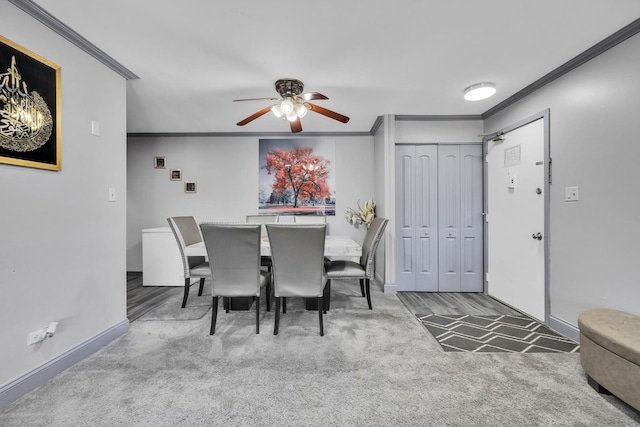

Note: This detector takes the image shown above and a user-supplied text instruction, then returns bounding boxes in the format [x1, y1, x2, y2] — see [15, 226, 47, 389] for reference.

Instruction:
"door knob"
[532, 232, 542, 240]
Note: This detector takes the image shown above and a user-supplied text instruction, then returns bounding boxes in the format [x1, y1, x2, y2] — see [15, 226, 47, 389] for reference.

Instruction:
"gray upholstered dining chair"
[266, 224, 328, 336]
[167, 216, 210, 308]
[325, 217, 389, 310]
[294, 215, 330, 263]
[245, 214, 279, 237]
[200, 223, 271, 334]
[246, 214, 279, 271]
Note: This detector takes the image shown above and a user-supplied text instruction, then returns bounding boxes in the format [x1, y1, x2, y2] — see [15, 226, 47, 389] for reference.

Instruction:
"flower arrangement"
[345, 199, 376, 228]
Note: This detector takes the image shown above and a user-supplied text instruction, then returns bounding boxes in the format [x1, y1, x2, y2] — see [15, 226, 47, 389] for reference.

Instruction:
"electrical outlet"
[28, 329, 45, 346]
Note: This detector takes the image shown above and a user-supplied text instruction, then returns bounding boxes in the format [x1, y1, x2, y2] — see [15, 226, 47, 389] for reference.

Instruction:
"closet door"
[438, 145, 483, 292]
[395, 144, 483, 292]
[395, 145, 438, 291]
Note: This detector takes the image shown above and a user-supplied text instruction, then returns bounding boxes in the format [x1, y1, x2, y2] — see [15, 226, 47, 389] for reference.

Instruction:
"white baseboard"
[373, 272, 397, 294]
[383, 282, 397, 294]
[0, 319, 129, 411]
[549, 315, 580, 343]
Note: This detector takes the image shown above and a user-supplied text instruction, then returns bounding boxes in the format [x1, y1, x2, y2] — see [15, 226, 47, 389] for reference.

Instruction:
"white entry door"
[395, 144, 483, 292]
[486, 118, 547, 322]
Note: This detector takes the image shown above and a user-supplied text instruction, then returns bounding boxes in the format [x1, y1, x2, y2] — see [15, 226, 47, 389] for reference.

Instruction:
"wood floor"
[127, 271, 522, 322]
[127, 274, 181, 321]
[396, 291, 523, 316]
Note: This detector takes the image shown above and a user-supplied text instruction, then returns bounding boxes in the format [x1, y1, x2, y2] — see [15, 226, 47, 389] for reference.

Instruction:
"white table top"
[185, 234, 361, 258]
[142, 227, 173, 233]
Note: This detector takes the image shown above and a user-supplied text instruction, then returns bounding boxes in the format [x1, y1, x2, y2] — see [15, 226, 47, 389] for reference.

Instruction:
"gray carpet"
[1, 280, 639, 426]
[417, 314, 581, 353]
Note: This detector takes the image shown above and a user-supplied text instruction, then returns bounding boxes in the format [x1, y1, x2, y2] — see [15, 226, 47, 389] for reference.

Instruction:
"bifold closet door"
[395, 145, 438, 291]
[395, 144, 483, 292]
[438, 145, 483, 292]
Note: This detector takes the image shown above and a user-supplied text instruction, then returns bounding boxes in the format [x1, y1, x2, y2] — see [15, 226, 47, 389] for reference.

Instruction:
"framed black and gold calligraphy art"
[0, 35, 61, 171]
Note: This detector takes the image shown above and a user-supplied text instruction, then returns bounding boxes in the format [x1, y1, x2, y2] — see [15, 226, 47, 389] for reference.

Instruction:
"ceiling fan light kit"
[280, 98, 294, 115]
[463, 82, 496, 101]
[271, 96, 309, 122]
[270, 104, 284, 118]
[294, 103, 308, 119]
[234, 78, 349, 133]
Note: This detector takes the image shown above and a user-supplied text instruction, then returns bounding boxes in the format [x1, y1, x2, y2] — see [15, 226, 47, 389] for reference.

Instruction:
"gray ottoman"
[578, 308, 640, 411]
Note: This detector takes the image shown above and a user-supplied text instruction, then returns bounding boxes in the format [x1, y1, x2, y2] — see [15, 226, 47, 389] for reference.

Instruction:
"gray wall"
[484, 32, 640, 327]
[127, 135, 375, 271]
[0, 4, 127, 387]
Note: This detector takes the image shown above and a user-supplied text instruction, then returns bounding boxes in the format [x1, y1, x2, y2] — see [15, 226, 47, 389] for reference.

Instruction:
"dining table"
[184, 235, 362, 258]
[185, 234, 362, 311]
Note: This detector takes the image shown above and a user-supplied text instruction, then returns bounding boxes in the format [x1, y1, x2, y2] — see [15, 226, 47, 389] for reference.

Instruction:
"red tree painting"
[265, 147, 331, 209]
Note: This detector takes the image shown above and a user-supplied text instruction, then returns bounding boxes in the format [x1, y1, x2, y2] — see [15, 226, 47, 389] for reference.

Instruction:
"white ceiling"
[27, 1, 640, 134]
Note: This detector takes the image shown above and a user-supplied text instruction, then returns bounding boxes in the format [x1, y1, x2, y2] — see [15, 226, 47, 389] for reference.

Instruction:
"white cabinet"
[142, 227, 183, 286]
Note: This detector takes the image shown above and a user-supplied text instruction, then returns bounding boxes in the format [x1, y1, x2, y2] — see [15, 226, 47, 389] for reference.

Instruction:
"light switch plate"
[108, 187, 116, 202]
[91, 120, 100, 136]
[565, 186, 579, 202]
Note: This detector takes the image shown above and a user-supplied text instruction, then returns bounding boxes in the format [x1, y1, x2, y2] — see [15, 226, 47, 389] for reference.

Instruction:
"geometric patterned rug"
[416, 314, 580, 353]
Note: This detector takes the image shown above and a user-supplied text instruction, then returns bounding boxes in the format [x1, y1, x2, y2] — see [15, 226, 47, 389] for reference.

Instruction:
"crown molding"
[370, 116, 384, 135]
[483, 17, 640, 119]
[8, 0, 138, 79]
[395, 115, 482, 121]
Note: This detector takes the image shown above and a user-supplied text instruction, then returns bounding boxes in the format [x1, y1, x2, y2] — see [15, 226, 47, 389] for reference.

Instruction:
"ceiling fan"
[234, 79, 350, 133]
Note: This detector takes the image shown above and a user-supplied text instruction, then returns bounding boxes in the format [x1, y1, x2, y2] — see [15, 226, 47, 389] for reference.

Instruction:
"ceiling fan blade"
[295, 92, 328, 101]
[233, 97, 281, 102]
[307, 103, 350, 123]
[237, 106, 272, 126]
[289, 118, 303, 133]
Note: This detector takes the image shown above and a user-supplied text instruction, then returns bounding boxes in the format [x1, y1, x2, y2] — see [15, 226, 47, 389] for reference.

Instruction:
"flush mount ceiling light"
[463, 82, 496, 101]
